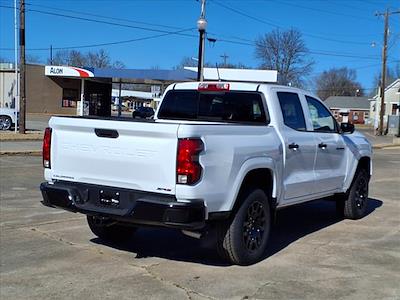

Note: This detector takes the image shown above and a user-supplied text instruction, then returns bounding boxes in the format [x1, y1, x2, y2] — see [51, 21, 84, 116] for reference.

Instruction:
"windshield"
[157, 90, 268, 124]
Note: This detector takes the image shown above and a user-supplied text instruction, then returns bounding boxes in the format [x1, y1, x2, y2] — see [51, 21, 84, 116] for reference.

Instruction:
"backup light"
[198, 83, 230, 91]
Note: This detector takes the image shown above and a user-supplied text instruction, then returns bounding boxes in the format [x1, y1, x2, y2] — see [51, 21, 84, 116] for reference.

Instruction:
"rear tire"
[343, 169, 370, 219]
[87, 216, 136, 242]
[216, 189, 271, 265]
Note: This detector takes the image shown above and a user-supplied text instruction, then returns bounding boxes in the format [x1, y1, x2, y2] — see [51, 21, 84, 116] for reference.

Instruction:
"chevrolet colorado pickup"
[40, 82, 372, 265]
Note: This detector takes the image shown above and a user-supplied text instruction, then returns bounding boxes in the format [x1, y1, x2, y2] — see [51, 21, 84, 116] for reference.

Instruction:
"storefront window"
[62, 88, 78, 108]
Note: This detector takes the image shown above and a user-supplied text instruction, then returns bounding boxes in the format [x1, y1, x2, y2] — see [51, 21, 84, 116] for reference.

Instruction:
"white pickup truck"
[40, 82, 372, 265]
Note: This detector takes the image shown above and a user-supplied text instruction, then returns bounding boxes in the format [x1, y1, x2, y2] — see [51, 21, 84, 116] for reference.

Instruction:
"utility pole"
[197, 0, 207, 81]
[14, 0, 18, 133]
[220, 53, 229, 67]
[376, 9, 400, 135]
[19, 0, 26, 134]
[50, 45, 53, 65]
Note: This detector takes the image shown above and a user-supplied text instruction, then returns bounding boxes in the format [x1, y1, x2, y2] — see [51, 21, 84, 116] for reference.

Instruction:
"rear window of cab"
[157, 90, 268, 124]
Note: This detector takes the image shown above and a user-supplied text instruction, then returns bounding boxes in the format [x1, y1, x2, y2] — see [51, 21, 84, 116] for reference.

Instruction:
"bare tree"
[173, 56, 198, 70]
[87, 49, 111, 68]
[255, 28, 313, 87]
[50, 50, 86, 67]
[0, 57, 12, 63]
[26, 54, 42, 64]
[49, 49, 123, 69]
[50, 50, 69, 66]
[173, 56, 214, 70]
[371, 64, 400, 95]
[217, 61, 251, 69]
[112, 60, 125, 69]
[315, 67, 364, 100]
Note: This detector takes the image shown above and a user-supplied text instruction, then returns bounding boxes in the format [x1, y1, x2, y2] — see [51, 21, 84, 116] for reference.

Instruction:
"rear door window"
[158, 90, 268, 124]
[277, 92, 306, 131]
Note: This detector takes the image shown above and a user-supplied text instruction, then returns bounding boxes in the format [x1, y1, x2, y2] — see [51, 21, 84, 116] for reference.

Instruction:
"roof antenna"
[215, 63, 221, 81]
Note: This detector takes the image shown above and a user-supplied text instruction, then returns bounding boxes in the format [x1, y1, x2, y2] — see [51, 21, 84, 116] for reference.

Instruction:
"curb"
[0, 150, 42, 156]
[372, 144, 400, 150]
[0, 135, 44, 142]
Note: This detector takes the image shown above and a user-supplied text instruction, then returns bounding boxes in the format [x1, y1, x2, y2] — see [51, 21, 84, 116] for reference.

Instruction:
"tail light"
[198, 83, 230, 91]
[177, 138, 204, 185]
[43, 127, 52, 168]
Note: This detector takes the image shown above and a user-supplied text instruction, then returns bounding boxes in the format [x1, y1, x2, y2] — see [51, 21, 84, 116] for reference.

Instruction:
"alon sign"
[45, 66, 94, 78]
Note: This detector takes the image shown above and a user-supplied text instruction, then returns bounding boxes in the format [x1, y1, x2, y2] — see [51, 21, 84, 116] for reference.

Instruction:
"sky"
[0, 0, 399, 93]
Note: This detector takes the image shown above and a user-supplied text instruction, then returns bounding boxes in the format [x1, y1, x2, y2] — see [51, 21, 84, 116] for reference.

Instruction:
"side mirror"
[341, 122, 355, 134]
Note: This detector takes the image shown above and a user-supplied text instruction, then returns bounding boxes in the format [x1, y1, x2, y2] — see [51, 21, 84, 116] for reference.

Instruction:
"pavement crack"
[138, 264, 216, 300]
[20, 225, 214, 299]
[25, 227, 76, 246]
[1, 217, 83, 230]
[243, 281, 272, 299]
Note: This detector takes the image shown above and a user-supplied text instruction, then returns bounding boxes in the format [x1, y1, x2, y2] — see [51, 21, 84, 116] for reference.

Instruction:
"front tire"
[216, 189, 271, 265]
[87, 216, 136, 242]
[343, 169, 370, 219]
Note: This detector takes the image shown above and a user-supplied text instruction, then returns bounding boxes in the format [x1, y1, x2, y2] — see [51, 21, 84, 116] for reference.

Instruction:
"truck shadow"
[91, 198, 382, 266]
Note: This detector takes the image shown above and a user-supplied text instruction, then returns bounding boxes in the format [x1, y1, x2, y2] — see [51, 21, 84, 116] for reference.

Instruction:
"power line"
[210, 0, 373, 46]
[0, 29, 195, 51]
[0, 4, 387, 62]
[0, 4, 197, 37]
[22, 1, 184, 31]
[272, 0, 376, 22]
[212, 0, 378, 45]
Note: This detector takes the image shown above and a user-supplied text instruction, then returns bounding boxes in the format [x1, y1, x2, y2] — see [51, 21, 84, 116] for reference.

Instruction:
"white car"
[0, 108, 18, 130]
[40, 82, 372, 265]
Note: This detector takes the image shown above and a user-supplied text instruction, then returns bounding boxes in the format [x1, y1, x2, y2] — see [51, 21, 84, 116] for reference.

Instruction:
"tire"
[335, 198, 345, 217]
[87, 216, 136, 242]
[216, 189, 271, 265]
[343, 169, 369, 220]
[0, 115, 12, 131]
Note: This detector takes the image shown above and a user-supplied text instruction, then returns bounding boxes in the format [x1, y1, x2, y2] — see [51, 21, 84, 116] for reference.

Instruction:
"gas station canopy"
[45, 65, 278, 83]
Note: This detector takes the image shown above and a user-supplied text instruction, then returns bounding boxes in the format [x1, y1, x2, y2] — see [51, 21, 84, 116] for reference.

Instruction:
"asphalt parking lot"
[0, 149, 399, 299]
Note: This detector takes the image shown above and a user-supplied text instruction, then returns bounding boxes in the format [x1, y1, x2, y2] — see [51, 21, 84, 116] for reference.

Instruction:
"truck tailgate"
[48, 117, 179, 195]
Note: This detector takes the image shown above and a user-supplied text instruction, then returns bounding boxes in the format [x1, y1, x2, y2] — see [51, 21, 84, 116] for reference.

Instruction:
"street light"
[197, 0, 207, 81]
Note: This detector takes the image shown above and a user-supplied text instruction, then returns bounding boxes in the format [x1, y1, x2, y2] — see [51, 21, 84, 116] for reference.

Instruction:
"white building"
[0, 63, 17, 109]
[369, 79, 400, 127]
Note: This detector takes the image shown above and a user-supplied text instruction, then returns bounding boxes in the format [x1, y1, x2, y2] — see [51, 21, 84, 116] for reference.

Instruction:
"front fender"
[342, 132, 373, 191]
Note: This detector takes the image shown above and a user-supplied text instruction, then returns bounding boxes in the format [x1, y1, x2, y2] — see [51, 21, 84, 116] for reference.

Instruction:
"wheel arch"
[343, 155, 372, 192]
[227, 157, 279, 213]
[357, 156, 372, 177]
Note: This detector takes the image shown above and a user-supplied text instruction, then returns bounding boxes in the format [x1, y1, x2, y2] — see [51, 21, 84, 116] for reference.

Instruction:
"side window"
[277, 92, 306, 131]
[305, 96, 336, 132]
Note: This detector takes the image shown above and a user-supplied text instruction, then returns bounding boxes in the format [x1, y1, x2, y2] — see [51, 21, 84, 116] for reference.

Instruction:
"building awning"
[45, 65, 279, 83]
[45, 66, 94, 77]
[45, 65, 195, 82]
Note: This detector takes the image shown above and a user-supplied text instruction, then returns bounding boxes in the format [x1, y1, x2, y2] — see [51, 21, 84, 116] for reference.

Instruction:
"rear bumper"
[40, 181, 206, 230]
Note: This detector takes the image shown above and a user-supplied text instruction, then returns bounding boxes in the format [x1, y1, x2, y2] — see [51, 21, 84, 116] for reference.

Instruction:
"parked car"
[0, 108, 18, 130]
[132, 106, 155, 119]
[40, 82, 372, 265]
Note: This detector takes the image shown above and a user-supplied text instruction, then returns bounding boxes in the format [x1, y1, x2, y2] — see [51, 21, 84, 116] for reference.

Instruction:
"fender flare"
[226, 157, 279, 211]
[343, 153, 372, 191]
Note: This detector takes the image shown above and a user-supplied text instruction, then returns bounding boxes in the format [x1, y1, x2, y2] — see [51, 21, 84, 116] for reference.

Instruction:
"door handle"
[336, 147, 345, 150]
[318, 143, 327, 149]
[288, 143, 299, 150]
[95, 128, 119, 139]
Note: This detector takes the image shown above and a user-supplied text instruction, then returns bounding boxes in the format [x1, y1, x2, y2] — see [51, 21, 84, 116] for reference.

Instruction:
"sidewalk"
[0, 140, 42, 155]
